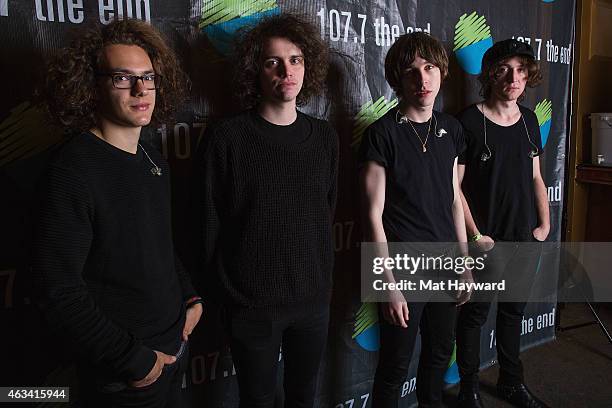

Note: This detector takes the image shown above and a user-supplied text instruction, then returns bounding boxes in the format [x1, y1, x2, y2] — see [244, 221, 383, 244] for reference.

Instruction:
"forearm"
[453, 197, 469, 256]
[459, 189, 480, 237]
[534, 176, 550, 228]
[364, 216, 397, 285]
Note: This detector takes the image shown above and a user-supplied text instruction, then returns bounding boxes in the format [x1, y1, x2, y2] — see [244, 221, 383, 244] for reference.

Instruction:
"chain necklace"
[138, 143, 162, 176]
[407, 116, 432, 153]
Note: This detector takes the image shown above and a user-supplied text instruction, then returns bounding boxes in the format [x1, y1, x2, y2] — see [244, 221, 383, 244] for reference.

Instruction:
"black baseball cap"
[481, 39, 535, 73]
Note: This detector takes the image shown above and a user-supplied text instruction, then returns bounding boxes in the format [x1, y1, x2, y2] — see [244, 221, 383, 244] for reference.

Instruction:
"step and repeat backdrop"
[0, 0, 574, 406]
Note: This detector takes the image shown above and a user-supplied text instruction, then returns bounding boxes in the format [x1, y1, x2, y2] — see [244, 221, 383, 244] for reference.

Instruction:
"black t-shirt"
[457, 104, 543, 241]
[358, 109, 465, 242]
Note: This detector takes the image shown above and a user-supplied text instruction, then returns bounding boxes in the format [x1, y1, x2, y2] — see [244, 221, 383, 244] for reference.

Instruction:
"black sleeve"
[192, 126, 227, 299]
[32, 165, 156, 382]
[457, 107, 478, 165]
[455, 121, 467, 160]
[328, 124, 339, 218]
[174, 252, 197, 301]
[358, 125, 392, 168]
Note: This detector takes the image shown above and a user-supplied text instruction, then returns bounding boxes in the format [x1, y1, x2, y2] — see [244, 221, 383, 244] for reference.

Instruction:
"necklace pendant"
[422, 146, 427, 153]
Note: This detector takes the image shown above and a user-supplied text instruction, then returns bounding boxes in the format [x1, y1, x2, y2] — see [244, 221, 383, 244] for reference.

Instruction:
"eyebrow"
[263, 54, 304, 59]
[108, 68, 155, 74]
[500, 62, 525, 68]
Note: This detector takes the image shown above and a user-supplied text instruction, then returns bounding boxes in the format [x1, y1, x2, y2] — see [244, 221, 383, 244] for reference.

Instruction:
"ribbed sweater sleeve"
[328, 125, 339, 218]
[193, 126, 231, 301]
[174, 252, 197, 301]
[32, 164, 155, 382]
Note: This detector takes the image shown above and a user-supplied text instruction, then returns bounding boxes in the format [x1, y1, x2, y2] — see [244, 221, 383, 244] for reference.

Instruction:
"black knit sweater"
[32, 132, 196, 382]
[193, 110, 338, 319]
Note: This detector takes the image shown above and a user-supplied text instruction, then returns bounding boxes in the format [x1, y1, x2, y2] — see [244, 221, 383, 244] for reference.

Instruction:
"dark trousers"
[456, 242, 541, 388]
[79, 343, 189, 408]
[371, 301, 457, 408]
[228, 305, 329, 408]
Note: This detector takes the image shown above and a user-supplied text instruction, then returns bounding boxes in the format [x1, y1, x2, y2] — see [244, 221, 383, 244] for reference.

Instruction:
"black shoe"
[497, 383, 544, 408]
[457, 388, 484, 408]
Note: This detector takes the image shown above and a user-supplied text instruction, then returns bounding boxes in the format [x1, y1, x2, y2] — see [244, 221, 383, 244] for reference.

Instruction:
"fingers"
[159, 351, 176, 365]
[182, 323, 193, 340]
[401, 303, 409, 328]
[386, 302, 408, 328]
[182, 322, 194, 341]
[457, 292, 470, 306]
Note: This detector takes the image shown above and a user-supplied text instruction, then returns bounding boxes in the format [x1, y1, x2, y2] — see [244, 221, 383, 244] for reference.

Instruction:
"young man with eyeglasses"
[33, 19, 202, 408]
[192, 14, 337, 408]
[359, 32, 470, 407]
[455, 39, 549, 408]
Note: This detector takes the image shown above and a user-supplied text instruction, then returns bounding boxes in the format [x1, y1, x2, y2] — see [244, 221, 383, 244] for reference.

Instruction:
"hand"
[130, 350, 176, 388]
[182, 303, 203, 341]
[532, 225, 550, 242]
[456, 269, 474, 306]
[475, 235, 495, 252]
[382, 291, 409, 328]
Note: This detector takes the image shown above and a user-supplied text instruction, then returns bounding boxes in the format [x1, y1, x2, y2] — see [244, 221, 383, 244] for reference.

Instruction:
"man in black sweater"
[193, 14, 337, 408]
[33, 19, 202, 408]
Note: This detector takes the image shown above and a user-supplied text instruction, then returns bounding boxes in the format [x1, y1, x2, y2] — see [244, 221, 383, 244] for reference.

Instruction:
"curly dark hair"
[43, 18, 187, 132]
[478, 56, 542, 101]
[385, 32, 449, 98]
[233, 13, 329, 109]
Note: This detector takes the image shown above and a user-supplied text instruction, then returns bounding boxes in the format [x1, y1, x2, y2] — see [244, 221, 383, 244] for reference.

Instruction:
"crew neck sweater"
[193, 110, 338, 319]
[32, 132, 196, 382]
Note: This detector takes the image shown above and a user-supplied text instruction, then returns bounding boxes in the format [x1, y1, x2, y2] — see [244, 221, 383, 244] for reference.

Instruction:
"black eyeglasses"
[97, 73, 162, 90]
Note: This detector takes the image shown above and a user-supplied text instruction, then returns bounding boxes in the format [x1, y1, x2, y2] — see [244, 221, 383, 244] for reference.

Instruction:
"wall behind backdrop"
[0, 1, 574, 407]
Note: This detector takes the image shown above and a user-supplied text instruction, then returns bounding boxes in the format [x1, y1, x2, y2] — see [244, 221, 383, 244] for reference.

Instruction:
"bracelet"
[185, 296, 203, 309]
[469, 233, 482, 242]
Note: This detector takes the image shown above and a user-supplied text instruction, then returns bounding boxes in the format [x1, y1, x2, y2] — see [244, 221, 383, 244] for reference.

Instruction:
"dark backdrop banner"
[0, 0, 574, 406]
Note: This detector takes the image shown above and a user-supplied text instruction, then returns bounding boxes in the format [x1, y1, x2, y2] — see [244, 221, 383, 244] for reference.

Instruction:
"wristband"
[185, 296, 203, 309]
[470, 233, 482, 242]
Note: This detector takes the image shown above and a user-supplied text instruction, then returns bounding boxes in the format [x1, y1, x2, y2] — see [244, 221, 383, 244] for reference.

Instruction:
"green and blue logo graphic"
[443, 343, 460, 384]
[0, 101, 61, 167]
[353, 303, 380, 351]
[351, 96, 398, 151]
[535, 99, 552, 147]
[353, 303, 459, 382]
[454, 12, 493, 75]
[199, 0, 280, 55]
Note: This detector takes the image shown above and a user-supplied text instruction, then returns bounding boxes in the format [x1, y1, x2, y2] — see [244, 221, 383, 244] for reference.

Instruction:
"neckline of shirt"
[479, 104, 525, 129]
[249, 109, 316, 151]
[84, 131, 145, 162]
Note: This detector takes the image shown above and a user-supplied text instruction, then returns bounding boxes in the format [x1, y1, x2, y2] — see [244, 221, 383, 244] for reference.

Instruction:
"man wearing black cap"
[455, 39, 550, 408]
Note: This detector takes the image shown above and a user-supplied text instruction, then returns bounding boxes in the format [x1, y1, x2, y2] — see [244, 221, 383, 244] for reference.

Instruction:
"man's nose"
[132, 77, 149, 96]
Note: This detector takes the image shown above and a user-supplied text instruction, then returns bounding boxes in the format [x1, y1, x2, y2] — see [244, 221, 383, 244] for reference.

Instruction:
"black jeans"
[371, 300, 457, 408]
[456, 242, 542, 388]
[227, 305, 329, 408]
[79, 341, 189, 408]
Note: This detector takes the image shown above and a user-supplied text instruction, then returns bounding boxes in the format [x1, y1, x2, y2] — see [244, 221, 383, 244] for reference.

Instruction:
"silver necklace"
[138, 143, 162, 176]
[404, 114, 432, 153]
